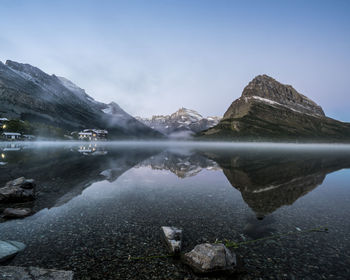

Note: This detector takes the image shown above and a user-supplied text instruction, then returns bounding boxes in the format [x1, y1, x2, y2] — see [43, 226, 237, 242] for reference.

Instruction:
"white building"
[2, 132, 21, 140]
[78, 129, 108, 141]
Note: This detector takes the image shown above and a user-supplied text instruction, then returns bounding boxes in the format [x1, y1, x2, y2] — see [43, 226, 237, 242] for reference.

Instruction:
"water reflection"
[77, 144, 108, 156]
[1, 143, 350, 279]
[0, 144, 160, 212]
[139, 150, 220, 178]
[203, 149, 350, 218]
[1, 143, 350, 219]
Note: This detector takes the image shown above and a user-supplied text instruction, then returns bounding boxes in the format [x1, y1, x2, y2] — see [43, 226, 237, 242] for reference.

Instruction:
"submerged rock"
[0, 177, 35, 202]
[0, 266, 74, 280]
[183, 243, 236, 274]
[0, 240, 26, 263]
[2, 208, 32, 219]
[161, 226, 182, 255]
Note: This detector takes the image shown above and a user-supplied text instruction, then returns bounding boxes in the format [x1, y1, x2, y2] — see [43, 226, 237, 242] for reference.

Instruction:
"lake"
[0, 141, 350, 279]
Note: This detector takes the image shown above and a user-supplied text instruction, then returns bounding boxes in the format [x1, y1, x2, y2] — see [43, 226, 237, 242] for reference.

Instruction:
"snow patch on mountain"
[136, 108, 221, 135]
[247, 96, 323, 118]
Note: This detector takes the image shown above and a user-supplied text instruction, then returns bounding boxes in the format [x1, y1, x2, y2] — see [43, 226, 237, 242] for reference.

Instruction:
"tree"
[4, 120, 33, 134]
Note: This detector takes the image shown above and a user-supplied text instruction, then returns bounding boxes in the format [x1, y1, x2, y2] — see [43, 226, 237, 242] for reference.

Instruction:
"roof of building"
[2, 132, 21, 136]
[83, 129, 108, 134]
[0, 118, 9, 121]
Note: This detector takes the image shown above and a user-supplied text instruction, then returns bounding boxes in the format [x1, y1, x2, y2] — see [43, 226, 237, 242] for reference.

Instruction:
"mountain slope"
[137, 108, 220, 136]
[0, 60, 162, 139]
[199, 75, 350, 141]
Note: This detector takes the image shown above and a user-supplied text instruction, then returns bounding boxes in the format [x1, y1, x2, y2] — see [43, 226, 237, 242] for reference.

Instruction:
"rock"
[183, 243, 237, 274]
[0, 240, 26, 262]
[161, 226, 182, 255]
[4, 177, 35, 189]
[0, 178, 35, 202]
[2, 208, 32, 219]
[0, 266, 74, 280]
[21, 179, 36, 189]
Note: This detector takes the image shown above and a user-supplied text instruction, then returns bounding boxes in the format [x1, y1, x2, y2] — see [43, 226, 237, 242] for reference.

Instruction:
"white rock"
[183, 243, 237, 274]
[161, 226, 182, 255]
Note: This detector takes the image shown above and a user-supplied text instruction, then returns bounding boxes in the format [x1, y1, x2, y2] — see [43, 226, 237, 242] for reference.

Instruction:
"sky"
[0, 0, 349, 120]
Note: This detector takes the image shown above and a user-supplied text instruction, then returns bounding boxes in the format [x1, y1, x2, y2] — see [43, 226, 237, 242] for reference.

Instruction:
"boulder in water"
[183, 243, 237, 274]
[0, 177, 35, 202]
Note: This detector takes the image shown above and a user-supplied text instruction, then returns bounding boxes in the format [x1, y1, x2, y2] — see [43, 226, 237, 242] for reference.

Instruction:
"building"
[78, 129, 108, 141]
[2, 132, 21, 141]
[22, 134, 36, 141]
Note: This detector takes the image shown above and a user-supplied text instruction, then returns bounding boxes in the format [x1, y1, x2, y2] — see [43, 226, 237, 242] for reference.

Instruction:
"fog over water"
[4, 140, 350, 150]
[4, 140, 350, 152]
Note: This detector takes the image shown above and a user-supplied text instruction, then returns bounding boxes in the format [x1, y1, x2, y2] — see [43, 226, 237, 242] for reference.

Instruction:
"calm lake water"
[0, 141, 350, 279]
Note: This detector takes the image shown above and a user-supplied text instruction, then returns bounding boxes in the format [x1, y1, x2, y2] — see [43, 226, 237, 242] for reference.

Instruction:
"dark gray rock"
[0, 177, 35, 202]
[2, 208, 32, 219]
[0, 241, 26, 263]
[0, 266, 73, 280]
[161, 226, 182, 255]
[183, 243, 237, 274]
[4, 177, 35, 189]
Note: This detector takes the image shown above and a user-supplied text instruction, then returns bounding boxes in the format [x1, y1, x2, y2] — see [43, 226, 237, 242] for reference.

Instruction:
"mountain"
[199, 75, 350, 141]
[139, 150, 220, 178]
[0, 60, 162, 139]
[202, 148, 350, 218]
[136, 108, 220, 136]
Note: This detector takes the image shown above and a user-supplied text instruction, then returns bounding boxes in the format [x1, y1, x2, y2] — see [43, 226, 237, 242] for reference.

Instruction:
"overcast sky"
[0, 0, 349, 120]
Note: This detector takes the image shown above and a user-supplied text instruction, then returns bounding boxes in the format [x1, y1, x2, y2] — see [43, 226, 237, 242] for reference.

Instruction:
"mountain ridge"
[137, 107, 221, 136]
[0, 60, 162, 139]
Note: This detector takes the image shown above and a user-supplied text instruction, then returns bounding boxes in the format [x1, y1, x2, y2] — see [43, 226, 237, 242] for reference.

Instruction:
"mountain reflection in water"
[202, 148, 350, 219]
[1, 142, 350, 220]
[1, 142, 350, 279]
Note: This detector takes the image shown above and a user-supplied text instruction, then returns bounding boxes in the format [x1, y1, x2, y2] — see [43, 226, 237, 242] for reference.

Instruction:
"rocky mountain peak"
[6, 60, 49, 80]
[200, 75, 350, 141]
[241, 74, 325, 117]
[137, 108, 221, 136]
[170, 108, 203, 121]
